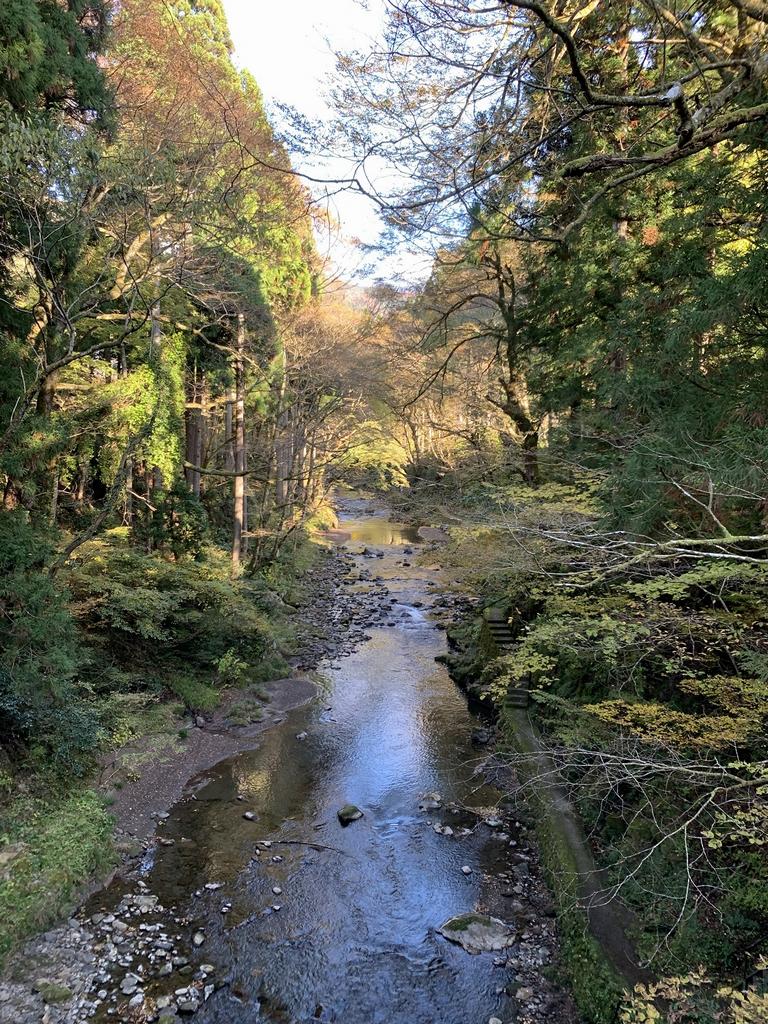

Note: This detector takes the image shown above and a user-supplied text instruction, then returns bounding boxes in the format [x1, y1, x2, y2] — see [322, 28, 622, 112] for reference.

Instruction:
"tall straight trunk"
[37, 361, 59, 523]
[232, 313, 246, 573]
[192, 377, 205, 499]
[76, 462, 87, 505]
[120, 335, 134, 527]
[224, 394, 235, 472]
[149, 304, 164, 495]
[185, 373, 202, 497]
[274, 348, 289, 510]
[50, 466, 59, 525]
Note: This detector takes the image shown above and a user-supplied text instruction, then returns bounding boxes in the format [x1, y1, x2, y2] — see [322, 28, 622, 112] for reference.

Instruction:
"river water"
[88, 497, 560, 1023]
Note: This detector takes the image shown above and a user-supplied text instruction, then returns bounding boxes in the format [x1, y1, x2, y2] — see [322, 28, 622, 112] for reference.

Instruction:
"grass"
[0, 789, 115, 968]
[166, 674, 220, 712]
[226, 683, 269, 726]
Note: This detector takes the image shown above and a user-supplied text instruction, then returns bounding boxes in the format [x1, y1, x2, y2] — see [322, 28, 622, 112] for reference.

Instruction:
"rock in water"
[337, 804, 364, 825]
[418, 791, 442, 811]
[471, 727, 492, 745]
[438, 914, 514, 954]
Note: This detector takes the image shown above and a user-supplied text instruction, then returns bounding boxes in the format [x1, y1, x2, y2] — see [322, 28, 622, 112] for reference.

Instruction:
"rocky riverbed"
[0, 496, 576, 1024]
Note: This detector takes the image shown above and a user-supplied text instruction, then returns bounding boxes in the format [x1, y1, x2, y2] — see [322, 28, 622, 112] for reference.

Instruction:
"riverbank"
[0, 495, 578, 1024]
[0, 530, 390, 974]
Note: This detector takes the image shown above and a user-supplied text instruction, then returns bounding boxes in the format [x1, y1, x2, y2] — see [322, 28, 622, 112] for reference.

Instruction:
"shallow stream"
[87, 496, 561, 1023]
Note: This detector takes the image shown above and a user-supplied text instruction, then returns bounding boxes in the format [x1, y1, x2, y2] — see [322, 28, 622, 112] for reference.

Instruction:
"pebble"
[461, 865, 473, 875]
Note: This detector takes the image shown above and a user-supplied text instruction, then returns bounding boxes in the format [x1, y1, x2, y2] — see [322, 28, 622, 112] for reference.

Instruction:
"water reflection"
[104, 501, 517, 1024]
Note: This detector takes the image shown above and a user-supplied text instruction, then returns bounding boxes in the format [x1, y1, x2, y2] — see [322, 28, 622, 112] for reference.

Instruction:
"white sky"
[222, 0, 390, 280]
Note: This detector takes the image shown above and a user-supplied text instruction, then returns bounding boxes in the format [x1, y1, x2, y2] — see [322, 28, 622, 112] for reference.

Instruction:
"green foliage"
[0, 511, 98, 772]
[0, 0, 111, 121]
[146, 481, 209, 560]
[0, 790, 114, 967]
[166, 676, 219, 713]
[67, 540, 281, 681]
[336, 429, 410, 490]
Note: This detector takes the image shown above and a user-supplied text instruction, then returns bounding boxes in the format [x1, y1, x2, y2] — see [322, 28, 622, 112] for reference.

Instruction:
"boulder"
[337, 804, 364, 825]
[438, 914, 515, 954]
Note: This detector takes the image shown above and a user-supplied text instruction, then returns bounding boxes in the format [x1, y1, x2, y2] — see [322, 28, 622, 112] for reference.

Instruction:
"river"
[83, 496, 570, 1024]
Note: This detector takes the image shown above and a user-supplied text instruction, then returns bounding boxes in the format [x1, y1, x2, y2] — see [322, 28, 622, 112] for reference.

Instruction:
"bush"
[0, 510, 98, 772]
[145, 480, 209, 559]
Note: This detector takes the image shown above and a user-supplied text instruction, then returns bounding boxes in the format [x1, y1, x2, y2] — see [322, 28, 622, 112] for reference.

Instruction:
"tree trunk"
[120, 337, 133, 527]
[232, 313, 246, 573]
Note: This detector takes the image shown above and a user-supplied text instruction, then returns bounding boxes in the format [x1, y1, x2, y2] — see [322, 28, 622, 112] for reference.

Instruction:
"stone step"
[483, 607, 508, 623]
[504, 688, 530, 708]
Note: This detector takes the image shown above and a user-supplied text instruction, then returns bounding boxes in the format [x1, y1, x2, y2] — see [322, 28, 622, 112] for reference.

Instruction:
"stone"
[295, 731, 308, 741]
[337, 804, 364, 825]
[438, 914, 515, 954]
[489, 1018, 503, 1024]
[243, 811, 256, 821]
[461, 865, 472, 875]
[515, 987, 534, 1001]
[119, 975, 139, 996]
[192, 931, 205, 947]
[418, 792, 442, 811]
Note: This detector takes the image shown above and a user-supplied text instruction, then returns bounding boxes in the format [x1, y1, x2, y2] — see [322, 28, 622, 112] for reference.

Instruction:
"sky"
[221, 0, 409, 282]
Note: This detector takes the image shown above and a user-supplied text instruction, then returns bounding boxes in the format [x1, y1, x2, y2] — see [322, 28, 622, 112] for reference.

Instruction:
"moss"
[0, 789, 114, 967]
[34, 981, 73, 1003]
[501, 707, 626, 1024]
[441, 913, 485, 932]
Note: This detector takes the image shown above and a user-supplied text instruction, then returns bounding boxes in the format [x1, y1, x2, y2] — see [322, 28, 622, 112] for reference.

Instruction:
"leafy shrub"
[0, 511, 98, 772]
[216, 647, 248, 686]
[143, 480, 209, 559]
